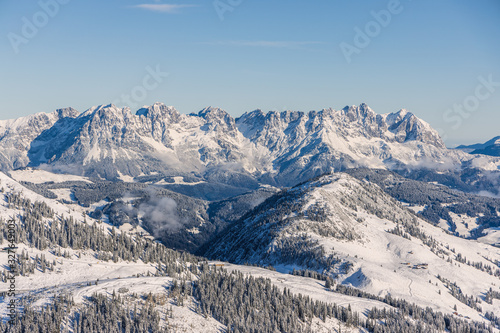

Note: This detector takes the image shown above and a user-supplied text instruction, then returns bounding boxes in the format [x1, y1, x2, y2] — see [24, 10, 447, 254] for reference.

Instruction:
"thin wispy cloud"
[133, 4, 197, 13]
[202, 40, 326, 49]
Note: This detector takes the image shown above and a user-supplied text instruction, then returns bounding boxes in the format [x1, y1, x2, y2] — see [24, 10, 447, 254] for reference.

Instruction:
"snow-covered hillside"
[2, 171, 497, 332]
[345, 168, 500, 246]
[0, 172, 380, 332]
[203, 173, 500, 325]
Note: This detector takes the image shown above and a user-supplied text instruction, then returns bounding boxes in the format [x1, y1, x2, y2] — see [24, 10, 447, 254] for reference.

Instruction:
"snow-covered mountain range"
[0, 107, 78, 170]
[1, 103, 498, 189]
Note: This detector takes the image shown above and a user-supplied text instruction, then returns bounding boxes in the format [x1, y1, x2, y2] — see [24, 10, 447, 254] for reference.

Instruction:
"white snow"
[9, 168, 91, 184]
[251, 174, 500, 324]
[0, 172, 89, 223]
[186, 227, 200, 234]
[478, 227, 500, 247]
[405, 204, 427, 214]
[155, 176, 206, 186]
[116, 170, 135, 182]
[51, 188, 75, 202]
[1, 168, 500, 331]
[217, 262, 391, 318]
[449, 212, 480, 238]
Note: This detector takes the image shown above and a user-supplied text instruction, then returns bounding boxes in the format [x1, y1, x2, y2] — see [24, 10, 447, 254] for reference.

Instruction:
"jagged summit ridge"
[236, 103, 444, 149]
[0, 102, 494, 185]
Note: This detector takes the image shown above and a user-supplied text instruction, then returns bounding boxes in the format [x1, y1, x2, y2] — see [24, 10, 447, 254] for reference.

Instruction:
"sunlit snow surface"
[1, 171, 500, 331]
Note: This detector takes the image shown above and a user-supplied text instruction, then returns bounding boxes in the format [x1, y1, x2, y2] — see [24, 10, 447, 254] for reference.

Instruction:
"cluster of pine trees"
[263, 234, 342, 270]
[192, 265, 495, 333]
[455, 252, 500, 278]
[75, 293, 165, 333]
[291, 268, 328, 281]
[484, 287, 500, 305]
[193, 267, 362, 332]
[436, 275, 482, 312]
[485, 312, 500, 329]
[0, 294, 74, 332]
[346, 168, 500, 239]
[0, 190, 200, 281]
[0, 292, 168, 333]
[2, 267, 495, 333]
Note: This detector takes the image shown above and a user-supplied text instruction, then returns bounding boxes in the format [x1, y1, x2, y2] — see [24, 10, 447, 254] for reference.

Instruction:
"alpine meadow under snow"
[1, 103, 500, 332]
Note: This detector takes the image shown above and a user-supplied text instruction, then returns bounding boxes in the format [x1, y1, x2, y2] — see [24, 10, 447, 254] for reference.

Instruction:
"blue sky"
[0, 0, 499, 146]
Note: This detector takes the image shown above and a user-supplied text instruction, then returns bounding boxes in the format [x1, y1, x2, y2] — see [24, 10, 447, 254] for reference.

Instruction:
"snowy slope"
[0, 172, 379, 332]
[9, 167, 92, 184]
[0, 172, 221, 331]
[345, 168, 500, 246]
[1, 166, 499, 331]
[0, 171, 93, 222]
[203, 173, 500, 324]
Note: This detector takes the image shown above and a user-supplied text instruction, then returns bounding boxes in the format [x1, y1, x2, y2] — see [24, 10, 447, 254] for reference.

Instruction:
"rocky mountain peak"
[341, 103, 376, 121]
[385, 109, 414, 126]
[236, 109, 265, 123]
[195, 107, 236, 132]
[53, 107, 79, 119]
[136, 103, 181, 123]
[81, 104, 125, 118]
[384, 109, 445, 148]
